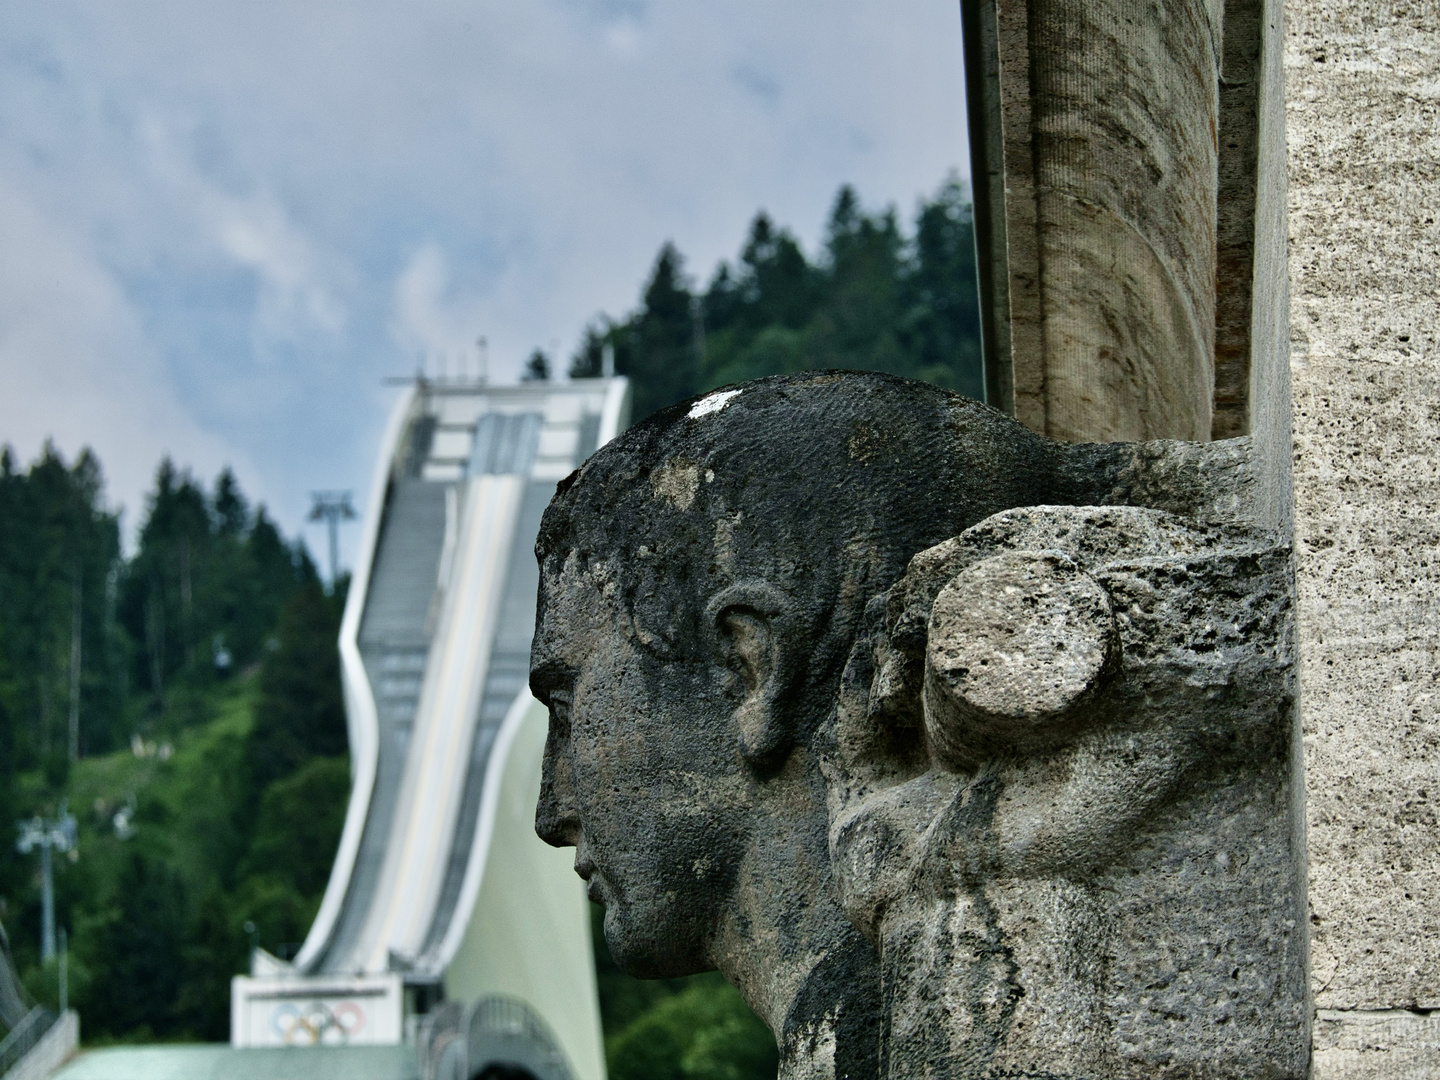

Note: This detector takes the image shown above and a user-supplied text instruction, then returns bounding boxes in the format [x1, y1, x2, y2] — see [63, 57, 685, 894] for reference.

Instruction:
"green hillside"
[0, 454, 348, 1041]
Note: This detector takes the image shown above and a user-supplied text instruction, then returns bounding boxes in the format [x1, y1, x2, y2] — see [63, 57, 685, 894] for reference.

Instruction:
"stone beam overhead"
[964, 0, 1221, 443]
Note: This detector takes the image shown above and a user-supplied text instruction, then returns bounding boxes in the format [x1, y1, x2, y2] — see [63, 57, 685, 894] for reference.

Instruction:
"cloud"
[212, 192, 349, 343]
[732, 61, 782, 105]
[0, 0, 970, 566]
[0, 176, 255, 534]
[135, 116, 351, 351]
[390, 244, 489, 378]
[604, 17, 644, 59]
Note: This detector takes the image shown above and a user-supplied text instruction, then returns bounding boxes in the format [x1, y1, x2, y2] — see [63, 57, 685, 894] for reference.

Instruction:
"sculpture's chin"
[602, 903, 713, 980]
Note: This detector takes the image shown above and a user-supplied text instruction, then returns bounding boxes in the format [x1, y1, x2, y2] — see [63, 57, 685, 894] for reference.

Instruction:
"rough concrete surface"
[1286, 0, 1440, 1069]
[923, 549, 1116, 762]
[1313, 1010, 1440, 1079]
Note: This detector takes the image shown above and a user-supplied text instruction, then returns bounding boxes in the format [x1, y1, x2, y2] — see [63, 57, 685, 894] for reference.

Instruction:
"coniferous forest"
[0, 177, 980, 1075]
[565, 177, 983, 418]
[0, 451, 346, 1041]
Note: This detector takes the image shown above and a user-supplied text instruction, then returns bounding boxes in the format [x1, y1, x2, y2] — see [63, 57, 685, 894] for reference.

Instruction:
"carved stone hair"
[534, 371, 1130, 742]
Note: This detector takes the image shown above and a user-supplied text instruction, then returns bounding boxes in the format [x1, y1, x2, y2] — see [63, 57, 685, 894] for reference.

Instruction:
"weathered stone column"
[965, 0, 1220, 442]
[1286, 4, 1440, 1075]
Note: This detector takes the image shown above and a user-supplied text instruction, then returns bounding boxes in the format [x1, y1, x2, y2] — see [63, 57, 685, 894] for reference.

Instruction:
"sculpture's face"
[531, 556, 750, 978]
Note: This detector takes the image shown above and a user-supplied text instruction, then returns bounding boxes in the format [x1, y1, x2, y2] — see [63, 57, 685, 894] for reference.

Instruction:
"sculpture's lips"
[575, 857, 604, 904]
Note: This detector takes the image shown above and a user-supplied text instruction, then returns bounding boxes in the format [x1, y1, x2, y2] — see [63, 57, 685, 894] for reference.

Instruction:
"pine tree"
[522, 350, 552, 381]
[244, 580, 346, 799]
[899, 175, 984, 399]
[0, 444, 122, 770]
[118, 461, 213, 697]
[81, 850, 188, 1038]
[117, 464, 313, 712]
[594, 177, 985, 421]
[805, 186, 906, 373]
[624, 244, 701, 418]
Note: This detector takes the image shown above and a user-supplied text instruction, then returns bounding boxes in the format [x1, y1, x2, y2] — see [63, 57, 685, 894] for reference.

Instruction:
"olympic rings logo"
[270, 1000, 367, 1045]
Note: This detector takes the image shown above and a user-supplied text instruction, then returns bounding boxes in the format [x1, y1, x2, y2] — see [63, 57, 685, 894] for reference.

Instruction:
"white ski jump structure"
[233, 374, 630, 1080]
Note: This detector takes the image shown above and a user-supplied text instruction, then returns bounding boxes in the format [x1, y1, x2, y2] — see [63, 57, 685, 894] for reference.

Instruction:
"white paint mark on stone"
[688, 389, 743, 419]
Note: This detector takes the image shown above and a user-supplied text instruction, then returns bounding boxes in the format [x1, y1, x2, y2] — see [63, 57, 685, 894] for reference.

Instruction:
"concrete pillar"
[969, 0, 1440, 1071]
[1285, 3, 1440, 1075]
[965, 0, 1221, 442]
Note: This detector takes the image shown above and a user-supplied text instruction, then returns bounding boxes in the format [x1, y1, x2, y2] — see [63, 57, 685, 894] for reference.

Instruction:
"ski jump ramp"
[233, 375, 629, 1080]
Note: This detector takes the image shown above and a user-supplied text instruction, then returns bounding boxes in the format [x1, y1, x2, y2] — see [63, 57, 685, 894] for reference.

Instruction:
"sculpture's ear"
[706, 581, 799, 771]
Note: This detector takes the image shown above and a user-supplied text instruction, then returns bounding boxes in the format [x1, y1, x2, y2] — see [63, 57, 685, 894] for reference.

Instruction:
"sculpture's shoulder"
[823, 501, 1305, 1077]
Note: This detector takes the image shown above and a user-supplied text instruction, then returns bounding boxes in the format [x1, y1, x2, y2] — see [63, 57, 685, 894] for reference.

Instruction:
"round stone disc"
[926, 550, 1115, 729]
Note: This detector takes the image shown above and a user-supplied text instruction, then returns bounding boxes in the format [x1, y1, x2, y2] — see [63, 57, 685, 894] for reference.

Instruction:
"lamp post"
[244, 919, 258, 965]
[58, 928, 67, 1013]
[16, 803, 77, 964]
[308, 491, 357, 587]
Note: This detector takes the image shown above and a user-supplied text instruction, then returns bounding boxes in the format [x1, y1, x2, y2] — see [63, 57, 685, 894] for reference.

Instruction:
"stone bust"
[530, 372, 1305, 1080]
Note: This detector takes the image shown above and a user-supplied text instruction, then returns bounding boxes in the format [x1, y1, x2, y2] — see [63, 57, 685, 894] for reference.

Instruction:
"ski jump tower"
[233, 372, 630, 1080]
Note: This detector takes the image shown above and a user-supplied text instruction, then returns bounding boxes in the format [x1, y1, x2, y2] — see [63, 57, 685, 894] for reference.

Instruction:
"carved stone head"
[529, 372, 1097, 1071]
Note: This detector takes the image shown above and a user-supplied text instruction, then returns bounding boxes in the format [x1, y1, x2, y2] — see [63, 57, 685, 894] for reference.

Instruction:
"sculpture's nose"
[536, 726, 581, 848]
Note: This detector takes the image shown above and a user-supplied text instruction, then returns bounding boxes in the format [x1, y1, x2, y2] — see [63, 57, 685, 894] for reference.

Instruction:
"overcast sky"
[0, 1, 969, 566]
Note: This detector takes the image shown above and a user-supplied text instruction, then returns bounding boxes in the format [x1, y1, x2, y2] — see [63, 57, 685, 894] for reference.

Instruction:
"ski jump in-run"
[233, 372, 630, 1080]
